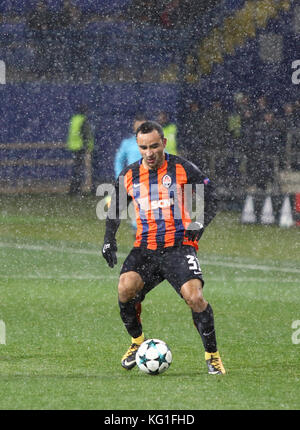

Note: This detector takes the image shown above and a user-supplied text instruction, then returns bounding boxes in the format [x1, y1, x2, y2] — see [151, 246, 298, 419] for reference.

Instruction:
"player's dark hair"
[135, 120, 164, 140]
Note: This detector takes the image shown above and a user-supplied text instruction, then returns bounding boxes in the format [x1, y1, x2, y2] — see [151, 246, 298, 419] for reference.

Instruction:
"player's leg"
[118, 271, 144, 339]
[162, 247, 225, 375]
[180, 279, 225, 375]
[118, 271, 145, 370]
[118, 248, 162, 370]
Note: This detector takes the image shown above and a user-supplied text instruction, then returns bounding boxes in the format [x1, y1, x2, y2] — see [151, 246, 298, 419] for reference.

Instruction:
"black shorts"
[120, 245, 204, 302]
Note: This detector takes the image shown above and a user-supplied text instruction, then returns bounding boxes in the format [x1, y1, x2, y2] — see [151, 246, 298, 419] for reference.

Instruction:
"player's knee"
[185, 293, 206, 311]
[118, 271, 143, 303]
[181, 280, 206, 312]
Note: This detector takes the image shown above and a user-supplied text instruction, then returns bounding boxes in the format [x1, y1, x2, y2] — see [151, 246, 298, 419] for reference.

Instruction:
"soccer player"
[102, 121, 225, 375]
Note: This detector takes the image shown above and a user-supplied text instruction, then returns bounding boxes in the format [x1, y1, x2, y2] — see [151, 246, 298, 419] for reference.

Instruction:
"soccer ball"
[136, 339, 172, 375]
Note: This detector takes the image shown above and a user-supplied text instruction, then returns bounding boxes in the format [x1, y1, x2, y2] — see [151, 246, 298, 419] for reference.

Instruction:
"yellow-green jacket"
[66, 114, 94, 152]
[163, 123, 178, 155]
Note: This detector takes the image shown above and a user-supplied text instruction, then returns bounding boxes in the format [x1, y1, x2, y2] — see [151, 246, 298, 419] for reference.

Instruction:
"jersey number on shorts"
[186, 255, 202, 274]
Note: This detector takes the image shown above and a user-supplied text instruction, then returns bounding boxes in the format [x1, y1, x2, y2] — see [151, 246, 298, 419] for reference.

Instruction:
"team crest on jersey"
[162, 174, 172, 188]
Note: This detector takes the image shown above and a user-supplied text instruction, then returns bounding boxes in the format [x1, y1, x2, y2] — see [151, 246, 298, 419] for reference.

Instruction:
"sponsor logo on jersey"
[137, 197, 174, 211]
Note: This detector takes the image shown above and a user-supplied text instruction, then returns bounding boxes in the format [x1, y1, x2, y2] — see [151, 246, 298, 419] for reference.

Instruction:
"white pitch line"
[0, 273, 118, 280]
[0, 241, 99, 256]
[0, 274, 299, 285]
[0, 241, 299, 275]
[202, 260, 300, 274]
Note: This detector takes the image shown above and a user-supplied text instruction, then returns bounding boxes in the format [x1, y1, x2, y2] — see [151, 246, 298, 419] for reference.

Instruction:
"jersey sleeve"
[184, 160, 219, 228]
[104, 167, 131, 240]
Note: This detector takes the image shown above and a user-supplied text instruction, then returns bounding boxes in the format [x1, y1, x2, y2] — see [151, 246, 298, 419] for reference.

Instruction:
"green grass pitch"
[0, 194, 299, 410]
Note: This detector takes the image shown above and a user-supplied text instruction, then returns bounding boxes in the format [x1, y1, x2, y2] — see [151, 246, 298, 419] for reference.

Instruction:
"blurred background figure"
[254, 95, 269, 120]
[294, 100, 300, 123]
[114, 113, 147, 231]
[66, 104, 94, 196]
[179, 99, 203, 164]
[26, 1, 52, 79]
[248, 109, 282, 191]
[277, 102, 297, 170]
[114, 113, 147, 178]
[178, 99, 228, 183]
[56, 0, 82, 28]
[281, 102, 297, 131]
[199, 100, 228, 177]
[156, 111, 178, 155]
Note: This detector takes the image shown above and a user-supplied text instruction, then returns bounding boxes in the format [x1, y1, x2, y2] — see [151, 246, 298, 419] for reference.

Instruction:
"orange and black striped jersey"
[105, 153, 218, 251]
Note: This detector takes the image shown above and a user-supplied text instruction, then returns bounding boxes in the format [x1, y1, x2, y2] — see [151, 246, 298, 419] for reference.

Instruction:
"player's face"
[137, 130, 167, 170]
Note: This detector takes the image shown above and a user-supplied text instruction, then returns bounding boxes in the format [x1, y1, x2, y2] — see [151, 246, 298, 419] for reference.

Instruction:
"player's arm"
[102, 172, 130, 268]
[184, 161, 219, 242]
[200, 176, 219, 228]
[114, 140, 127, 178]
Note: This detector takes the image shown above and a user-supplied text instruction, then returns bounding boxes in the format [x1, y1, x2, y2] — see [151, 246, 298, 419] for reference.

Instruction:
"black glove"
[102, 238, 117, 268]
[185, 221, 204, 242]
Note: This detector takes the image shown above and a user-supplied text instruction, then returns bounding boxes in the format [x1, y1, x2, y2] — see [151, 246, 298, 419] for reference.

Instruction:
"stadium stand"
[0, 0, 299, 196]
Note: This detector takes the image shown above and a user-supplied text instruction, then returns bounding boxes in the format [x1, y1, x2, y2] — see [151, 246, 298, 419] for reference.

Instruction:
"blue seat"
[0, 23, 26, 42]
[72, 0, 131, 15]
[5, 45, 35, 70]
[0, 0, 39, 15]
[44, 0, 64, 12]
[85, 20, 129, 39]
[224, 0, 246, 12]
